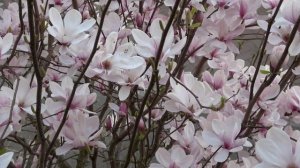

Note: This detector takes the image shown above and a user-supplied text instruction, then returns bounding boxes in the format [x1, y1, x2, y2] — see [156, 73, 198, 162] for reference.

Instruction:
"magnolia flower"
[86, 32, 145, 79]
[204, 19, 245, 53]
[150, 146, 194, 168]
[132, 18, 187, 59]
[255, 127, 300, 168]
[0, 152, 13, 168]
[277, 86, 300, 118]
[49, 76, 96, 110]
[1, 77, 41, 115]
[59, 35, 95, 67]
[170, 121, 202, 158]
[0, 33, 13, 60]
[56, 112, 106, 155]
[164, 73, 221, 115]
[47, 8, 95, 48]
[208, 53, 245, 75]
[202, 70, 226, 90]
[202, 116, 251, 162]
[117, 64, 146, 101]
[237, 0, 261, 20]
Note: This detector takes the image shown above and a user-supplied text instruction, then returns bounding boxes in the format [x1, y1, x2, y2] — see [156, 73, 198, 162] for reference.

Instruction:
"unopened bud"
[105, 116, 112, 131]
[119, 102, 128, 116]
[135, 13, 143, 28]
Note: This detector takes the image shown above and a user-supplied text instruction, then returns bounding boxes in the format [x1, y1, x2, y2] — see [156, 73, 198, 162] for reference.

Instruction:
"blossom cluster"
[0, 0, 300, 167]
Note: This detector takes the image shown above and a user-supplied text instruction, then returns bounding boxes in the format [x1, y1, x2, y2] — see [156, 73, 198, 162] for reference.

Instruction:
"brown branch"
[27, 0, 46, 167]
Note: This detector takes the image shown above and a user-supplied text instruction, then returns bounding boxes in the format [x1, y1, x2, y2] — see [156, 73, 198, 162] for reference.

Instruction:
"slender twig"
[0, 78, 19, 140]
[27, 0, 46, 167]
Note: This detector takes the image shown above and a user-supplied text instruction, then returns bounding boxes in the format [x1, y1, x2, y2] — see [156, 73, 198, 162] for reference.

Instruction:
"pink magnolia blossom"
[59, 35, 95, 67]
[202, 116, 251, 162]
[47, 8, 95, 50]
[1, 77, 41, 115]
[255, 127, 300, 168]
[170, 121, 201, 153]
[237, 0, 261, 20]
[86, 32, 145, 79]
[202, 70, 226, 90]
[204, 18, 245, 53]
[132, 18, 187, 59]
[150, 146, 194, 168]
[49, 76, 96, 110]
[277, 86, 300, 121]
[164, 73, 221, 115]
[56, 112, 106, 155]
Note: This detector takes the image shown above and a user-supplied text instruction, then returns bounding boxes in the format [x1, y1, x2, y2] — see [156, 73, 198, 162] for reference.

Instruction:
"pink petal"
[132, 29, 154, 49]
[155, 148, 171, 167]
[56, 143, 74, 155]
[64, 9, 82, 35]
[119, 86, 131, 101]
[0, 152, 13, 168]
[49, 8, 64, 34]
[214, 148, 229, 162]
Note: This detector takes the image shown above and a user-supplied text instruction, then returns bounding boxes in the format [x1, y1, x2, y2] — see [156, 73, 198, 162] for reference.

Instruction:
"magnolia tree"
[0, 0, 300, 167]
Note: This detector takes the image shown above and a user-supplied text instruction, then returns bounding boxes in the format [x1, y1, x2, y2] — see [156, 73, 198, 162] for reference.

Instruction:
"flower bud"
[138, 119, 145, 132]
[119, 102, 128, 117]
[135, 13, 143, 29]
[105, 116, 113, 131]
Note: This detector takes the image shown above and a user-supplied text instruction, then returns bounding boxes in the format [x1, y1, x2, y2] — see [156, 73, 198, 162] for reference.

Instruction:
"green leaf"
[260, 69, 270, 75]
[189, 22, 201, 29]
[0, 147, 7, 155]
